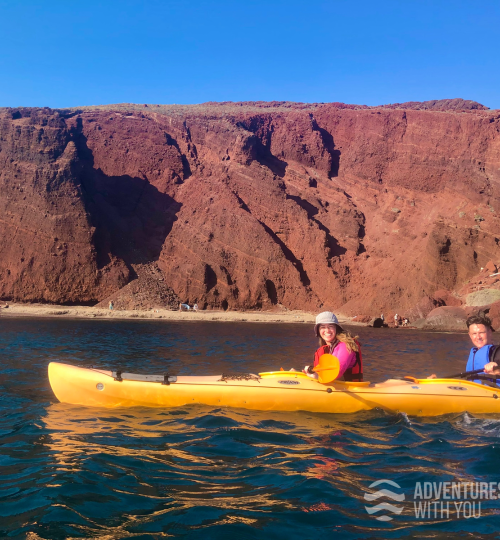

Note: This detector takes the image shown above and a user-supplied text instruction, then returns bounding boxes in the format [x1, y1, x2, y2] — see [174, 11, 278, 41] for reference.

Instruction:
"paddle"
[443, 368, 488, 379]
[471, 375, 500, 386]
[313, 354, 340, 384]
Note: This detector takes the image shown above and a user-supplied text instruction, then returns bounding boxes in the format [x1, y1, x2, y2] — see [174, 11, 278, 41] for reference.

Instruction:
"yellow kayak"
[48, 362, 500, 416]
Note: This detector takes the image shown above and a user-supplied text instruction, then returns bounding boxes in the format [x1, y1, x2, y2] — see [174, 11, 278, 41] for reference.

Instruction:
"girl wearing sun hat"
[304, 311, 363, 382]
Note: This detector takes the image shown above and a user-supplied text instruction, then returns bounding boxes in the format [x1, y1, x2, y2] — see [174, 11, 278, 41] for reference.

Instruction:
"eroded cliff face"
[1, 101, 499, 314]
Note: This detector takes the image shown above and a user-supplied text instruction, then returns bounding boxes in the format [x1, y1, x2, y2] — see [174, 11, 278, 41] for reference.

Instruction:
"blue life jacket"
[465, 345, 500, 384]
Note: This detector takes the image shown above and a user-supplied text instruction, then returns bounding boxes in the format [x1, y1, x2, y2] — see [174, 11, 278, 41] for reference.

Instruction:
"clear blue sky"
[1, 0, 499, 109]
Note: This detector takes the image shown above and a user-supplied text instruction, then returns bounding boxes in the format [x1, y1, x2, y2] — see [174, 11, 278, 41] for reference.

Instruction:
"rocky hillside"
[1, 100, 499, 316]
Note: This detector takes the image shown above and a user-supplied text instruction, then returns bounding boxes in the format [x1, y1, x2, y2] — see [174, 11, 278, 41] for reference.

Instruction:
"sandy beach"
[0, 303, 358, 325]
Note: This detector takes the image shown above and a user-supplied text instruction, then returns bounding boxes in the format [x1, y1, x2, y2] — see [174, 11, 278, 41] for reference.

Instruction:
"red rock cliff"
[0, 100, 499, 314]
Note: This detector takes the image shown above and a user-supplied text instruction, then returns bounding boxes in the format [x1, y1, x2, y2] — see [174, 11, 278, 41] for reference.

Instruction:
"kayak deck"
[48, 362, 500, 416]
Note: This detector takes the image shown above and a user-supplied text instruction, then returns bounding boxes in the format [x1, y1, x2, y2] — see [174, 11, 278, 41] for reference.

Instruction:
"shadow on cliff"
[286, 194, 347, 258]
[254, 139, 287, 178]
[312, 120, 341, 178]
[257, 219, 311, 287]
[235, 120, 287, 177]
[237, 117, 341, 179]
[71, 119, 181, 270]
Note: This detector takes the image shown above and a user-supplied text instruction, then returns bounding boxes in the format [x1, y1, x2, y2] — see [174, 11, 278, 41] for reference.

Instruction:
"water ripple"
[1, 318, 499, 538]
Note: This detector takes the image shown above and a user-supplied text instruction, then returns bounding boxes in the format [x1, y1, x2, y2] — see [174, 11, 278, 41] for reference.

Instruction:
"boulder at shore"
[422, 307, 468, 331]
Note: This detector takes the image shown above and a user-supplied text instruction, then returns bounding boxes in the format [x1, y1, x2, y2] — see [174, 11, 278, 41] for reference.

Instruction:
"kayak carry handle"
[162, 374, 178, 385]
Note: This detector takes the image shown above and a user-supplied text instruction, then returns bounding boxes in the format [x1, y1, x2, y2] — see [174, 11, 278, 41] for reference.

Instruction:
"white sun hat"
[314, 311, 343, 336]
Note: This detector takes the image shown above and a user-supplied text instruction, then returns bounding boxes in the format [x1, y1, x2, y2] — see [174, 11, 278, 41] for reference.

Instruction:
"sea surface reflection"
[1, 317, 499, 539]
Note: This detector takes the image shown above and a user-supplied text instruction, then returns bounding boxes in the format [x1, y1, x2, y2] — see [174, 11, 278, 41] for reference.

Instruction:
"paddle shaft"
[444, 368, 486, 379]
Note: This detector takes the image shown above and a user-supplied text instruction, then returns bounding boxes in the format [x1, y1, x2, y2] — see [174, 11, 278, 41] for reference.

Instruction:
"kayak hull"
[48, 362, 500, 416]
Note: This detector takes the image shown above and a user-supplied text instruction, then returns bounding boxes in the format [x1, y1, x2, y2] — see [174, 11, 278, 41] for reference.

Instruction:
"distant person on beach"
[303, 311, 363, 382]
[193, 304, 198, 311]
[381, 313, 384, 322]
[109, 301, 114, 310]
[394, 313, 399, 327]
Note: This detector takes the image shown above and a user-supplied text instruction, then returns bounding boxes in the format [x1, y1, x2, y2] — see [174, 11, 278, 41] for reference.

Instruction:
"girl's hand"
[303, 366, 318, 379]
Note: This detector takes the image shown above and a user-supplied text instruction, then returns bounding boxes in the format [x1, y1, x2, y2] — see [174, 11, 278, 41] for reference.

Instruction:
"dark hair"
[466, 314, 494, 331]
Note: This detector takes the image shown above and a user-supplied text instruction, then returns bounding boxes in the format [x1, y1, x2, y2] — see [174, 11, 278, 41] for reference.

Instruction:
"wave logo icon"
[364, 479, 405, 521]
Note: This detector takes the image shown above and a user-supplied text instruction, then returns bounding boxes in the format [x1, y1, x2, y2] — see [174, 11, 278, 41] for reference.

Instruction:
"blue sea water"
[1, 317, 500, 539]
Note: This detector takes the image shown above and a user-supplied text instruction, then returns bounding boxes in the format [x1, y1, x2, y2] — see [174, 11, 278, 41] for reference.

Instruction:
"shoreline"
[0, 304, 470, 333]
[0, 303, 360, 325]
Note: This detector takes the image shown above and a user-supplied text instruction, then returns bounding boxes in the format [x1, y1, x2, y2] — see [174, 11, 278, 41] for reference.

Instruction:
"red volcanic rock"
[0, 109, 132, 303]
[463, 305, 490, 319]
[423, 306, 468, 331]
[351, 314, 372, 323]
[406, 296, 442, 321]
[94, 263, 179, 311]
[489, 300, 500, 331]
[485, 261, 498, 274]
[1, 100, 500, 313]
[433, 289, 463, 307]
[378, 98, 489, 111]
